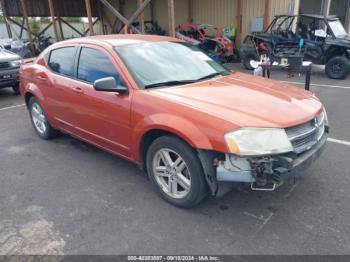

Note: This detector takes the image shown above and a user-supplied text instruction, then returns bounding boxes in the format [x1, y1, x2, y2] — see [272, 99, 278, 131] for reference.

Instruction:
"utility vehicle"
[240, 14, 350, 79]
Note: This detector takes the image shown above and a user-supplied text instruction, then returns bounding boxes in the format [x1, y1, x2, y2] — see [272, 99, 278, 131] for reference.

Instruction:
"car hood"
[0, 49, 21, 62]
[150, 72, 323, 128]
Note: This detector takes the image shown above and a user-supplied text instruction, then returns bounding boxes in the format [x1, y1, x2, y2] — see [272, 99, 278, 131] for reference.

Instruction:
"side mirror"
[93, 77, 128, 94]
[315, 29, 327, 38]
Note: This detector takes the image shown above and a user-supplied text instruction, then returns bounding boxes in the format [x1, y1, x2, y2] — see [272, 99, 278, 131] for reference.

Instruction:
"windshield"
[329, 20, 347, 37]
[115, 42, 228, 88]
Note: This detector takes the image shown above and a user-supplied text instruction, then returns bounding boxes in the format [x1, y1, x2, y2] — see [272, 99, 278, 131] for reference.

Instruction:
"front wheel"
[146, 136, 208, 208]
[241, 52, 258, 70]
[325, 56, 349, 79]
[12, 84, 20, 95]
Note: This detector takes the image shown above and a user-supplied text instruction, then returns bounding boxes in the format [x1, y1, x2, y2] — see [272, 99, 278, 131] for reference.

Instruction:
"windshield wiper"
[144, 72, 229, 89]
[195, 71, 229, 81]
[144, 80, 196, 89]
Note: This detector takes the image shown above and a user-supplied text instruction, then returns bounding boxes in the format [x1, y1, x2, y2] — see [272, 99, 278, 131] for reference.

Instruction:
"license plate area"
[1, 74, 12, 80]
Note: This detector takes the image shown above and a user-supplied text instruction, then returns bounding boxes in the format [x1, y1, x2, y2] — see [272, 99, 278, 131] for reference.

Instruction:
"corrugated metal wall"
[269, 0, 294, 22]
[151, 0, 189, 32]
[192, 0, 237, 27]
[101, 0, 296, 40]
[241, 0, 264, 38]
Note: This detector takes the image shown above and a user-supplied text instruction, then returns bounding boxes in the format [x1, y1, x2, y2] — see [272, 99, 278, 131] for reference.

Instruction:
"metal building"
[1, 0, 348, 54]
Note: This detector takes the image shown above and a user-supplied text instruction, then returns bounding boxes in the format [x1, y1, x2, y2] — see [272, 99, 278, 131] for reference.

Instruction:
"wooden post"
[138, 0, 145, 34]
[19, 18, 24, 38]
[263, 0, 270, 31]
[116, 0, 126, 33]
[150, 0, 154, 21]
[99, 0, 150, 34]
[85, 0, 95, 35]
[346, 0, 350, 34]
[322, 0, 331, 16]
[291, 0, 300, 32]
[56, 9, 64, 40]
[99, 0, 136, 32]
[167, 0, 175, 37]
[1, 0, 12, 38]
[188, 0, 193, 23]
[48, 0, 60, 41]
[126, 0, 151, 29]
[83, 18, 99, 36]
[236, 0, 242, 47]
[20, 0, 35, 56]
[97, 1, 106, 34]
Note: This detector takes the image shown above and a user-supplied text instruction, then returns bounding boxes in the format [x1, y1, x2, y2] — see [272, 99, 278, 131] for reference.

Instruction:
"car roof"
[59, 34, 179, 47]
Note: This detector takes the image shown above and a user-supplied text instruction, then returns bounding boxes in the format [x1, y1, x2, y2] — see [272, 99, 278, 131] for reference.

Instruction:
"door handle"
[71, 87, 84, 94]
[36, 76, 47, 81]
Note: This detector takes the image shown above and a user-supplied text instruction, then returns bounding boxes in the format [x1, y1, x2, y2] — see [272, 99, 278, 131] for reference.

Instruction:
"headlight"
[224, 128, 293, 156]
[10, 59, 21, 67]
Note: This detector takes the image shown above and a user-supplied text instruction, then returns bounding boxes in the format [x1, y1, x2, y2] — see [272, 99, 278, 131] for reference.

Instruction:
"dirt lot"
[0, 64, 349, 255]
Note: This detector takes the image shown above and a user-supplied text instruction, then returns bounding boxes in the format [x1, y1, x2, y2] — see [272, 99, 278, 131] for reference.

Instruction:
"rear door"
[45, 46, 79, 132]
[67, 45, 133, 158]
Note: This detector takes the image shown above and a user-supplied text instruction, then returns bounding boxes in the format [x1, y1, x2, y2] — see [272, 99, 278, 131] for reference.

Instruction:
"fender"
[324, 45, 349, 62]
[131, 113, 214, 162]
[24, 83, 59, 128]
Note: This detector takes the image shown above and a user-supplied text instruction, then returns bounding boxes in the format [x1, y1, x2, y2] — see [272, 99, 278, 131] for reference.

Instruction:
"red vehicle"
[20, 35, 328, 207]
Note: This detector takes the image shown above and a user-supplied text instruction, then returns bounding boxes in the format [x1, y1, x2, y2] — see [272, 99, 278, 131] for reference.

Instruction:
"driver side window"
[77, 47, 121, 84]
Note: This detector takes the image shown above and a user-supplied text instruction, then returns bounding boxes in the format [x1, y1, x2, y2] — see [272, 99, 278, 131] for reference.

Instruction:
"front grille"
[285, 113, 326, 154]
[0, 62, 10, 69]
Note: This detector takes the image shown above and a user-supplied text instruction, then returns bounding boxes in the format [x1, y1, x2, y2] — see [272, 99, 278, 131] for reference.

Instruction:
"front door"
[68, 46, 133, 158]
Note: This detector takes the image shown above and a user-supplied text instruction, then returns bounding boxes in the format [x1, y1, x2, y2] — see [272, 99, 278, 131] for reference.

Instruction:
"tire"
[241, 52, 258, 70]
[146, 135, 208, 208]
[325, 56, 349, 80]
[28, 97, 58, 139]
[12, 84, 20, 95]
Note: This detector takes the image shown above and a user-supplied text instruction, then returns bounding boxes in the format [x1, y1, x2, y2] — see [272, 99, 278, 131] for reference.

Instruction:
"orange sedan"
[19, 35, 328, 207]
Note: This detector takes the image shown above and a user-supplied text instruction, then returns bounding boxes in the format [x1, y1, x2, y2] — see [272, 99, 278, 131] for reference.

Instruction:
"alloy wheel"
[152, 148, 191, 199]
[31, 102, 47, 134]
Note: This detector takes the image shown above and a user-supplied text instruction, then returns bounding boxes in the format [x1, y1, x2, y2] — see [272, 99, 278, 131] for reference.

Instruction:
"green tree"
[0, 6, 4, 23]
[29, 19, 41, 35]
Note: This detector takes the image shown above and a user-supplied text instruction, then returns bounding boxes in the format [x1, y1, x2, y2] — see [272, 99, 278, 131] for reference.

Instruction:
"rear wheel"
[325, 56, 349, 79]
[146, 136, 208, 208]
[28, 97, 58, 139]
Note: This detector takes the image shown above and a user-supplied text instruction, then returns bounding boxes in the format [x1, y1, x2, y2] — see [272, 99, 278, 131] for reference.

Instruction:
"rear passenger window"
[48, 47, 76, 77]
[77, 47, 120, 84]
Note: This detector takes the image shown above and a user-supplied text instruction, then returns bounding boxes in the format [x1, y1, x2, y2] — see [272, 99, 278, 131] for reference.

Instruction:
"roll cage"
[264, 14, 344, 40]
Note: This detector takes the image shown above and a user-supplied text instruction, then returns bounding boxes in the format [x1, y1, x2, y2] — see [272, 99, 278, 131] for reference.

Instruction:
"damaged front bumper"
[217, 133, 328, 191]
[198, 133, 328, 197]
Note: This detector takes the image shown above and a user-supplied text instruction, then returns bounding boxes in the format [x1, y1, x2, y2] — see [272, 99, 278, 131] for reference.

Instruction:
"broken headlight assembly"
[316, 107, 328, 140]
[224, 128, 293, 156]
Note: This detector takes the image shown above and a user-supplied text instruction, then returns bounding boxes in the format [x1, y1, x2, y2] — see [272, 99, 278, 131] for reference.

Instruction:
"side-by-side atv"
[240, 14, 350, 79]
